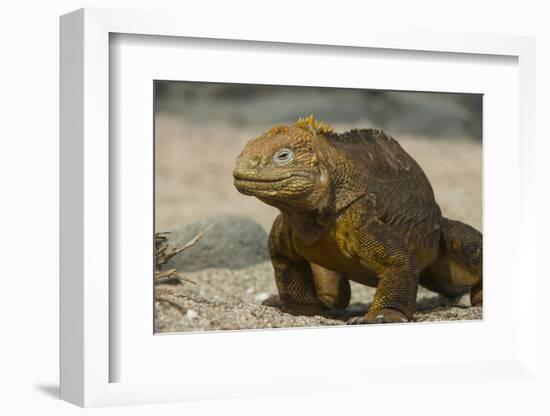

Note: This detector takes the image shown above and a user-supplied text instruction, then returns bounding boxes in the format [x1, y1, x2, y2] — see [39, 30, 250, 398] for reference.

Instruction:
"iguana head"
[233, 116, 333, 211]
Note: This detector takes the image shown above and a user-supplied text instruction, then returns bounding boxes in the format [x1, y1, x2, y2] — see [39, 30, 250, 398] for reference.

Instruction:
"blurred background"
[156, 82, 482, 139]
[155, 81, 482, 233]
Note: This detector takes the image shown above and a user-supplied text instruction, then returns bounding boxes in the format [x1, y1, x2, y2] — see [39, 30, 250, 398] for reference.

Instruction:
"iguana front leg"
[345, 218, 419, 324]
[264, 215, 325, 316]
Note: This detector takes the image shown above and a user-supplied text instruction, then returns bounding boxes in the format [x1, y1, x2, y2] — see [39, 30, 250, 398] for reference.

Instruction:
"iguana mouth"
[233, 172, 311, 183]
[233, 171, 314, 199]
[233, 175, 290, 183]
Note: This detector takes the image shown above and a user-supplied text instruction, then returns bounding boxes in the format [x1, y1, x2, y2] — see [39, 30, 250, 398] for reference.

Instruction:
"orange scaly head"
[233, 118, 332, 211]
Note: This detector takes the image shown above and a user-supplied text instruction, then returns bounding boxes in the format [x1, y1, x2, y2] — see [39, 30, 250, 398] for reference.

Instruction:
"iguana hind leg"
[311, 264, 351, 310]
[420, 217, 482, 306]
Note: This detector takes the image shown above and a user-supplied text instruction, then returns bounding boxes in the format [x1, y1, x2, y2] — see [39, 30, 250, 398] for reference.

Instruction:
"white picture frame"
[60, 7, 538, 408]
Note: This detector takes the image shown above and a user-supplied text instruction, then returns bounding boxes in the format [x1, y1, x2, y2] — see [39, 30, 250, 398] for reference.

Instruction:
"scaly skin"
[233, 116, 482, 323]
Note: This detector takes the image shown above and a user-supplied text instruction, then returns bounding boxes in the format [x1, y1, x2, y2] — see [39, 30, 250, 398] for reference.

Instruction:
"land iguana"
[233, 116, 482, 323]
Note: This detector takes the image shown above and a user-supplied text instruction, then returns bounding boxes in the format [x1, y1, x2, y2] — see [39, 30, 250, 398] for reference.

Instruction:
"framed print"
[60, 7, 538, 408]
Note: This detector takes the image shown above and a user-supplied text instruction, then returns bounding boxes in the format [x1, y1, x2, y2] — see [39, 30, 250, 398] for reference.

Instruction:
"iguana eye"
[273, 148, 294, 165]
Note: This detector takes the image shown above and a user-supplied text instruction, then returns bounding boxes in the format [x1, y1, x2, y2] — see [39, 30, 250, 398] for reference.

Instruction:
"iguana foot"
[261, 294, 284, 307]
[470, 284, 482, 306]
[262, 295, 328, 316]
[347, 308, 409, 324]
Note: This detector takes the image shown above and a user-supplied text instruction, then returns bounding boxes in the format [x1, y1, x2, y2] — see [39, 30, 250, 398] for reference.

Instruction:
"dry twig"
[155, 294, 188, 315]
[154, 225, 210, 315]
[154, 225, 211, 284]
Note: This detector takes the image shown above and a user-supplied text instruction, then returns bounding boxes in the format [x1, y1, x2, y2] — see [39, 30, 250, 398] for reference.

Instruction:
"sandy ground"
[154, 113, 483, 332]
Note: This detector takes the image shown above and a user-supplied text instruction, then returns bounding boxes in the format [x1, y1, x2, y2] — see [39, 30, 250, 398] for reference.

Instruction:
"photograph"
[153, 81, 483, 333]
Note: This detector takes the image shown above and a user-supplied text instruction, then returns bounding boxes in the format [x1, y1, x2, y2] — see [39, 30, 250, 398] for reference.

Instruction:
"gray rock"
[165, 215, 269, 271]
